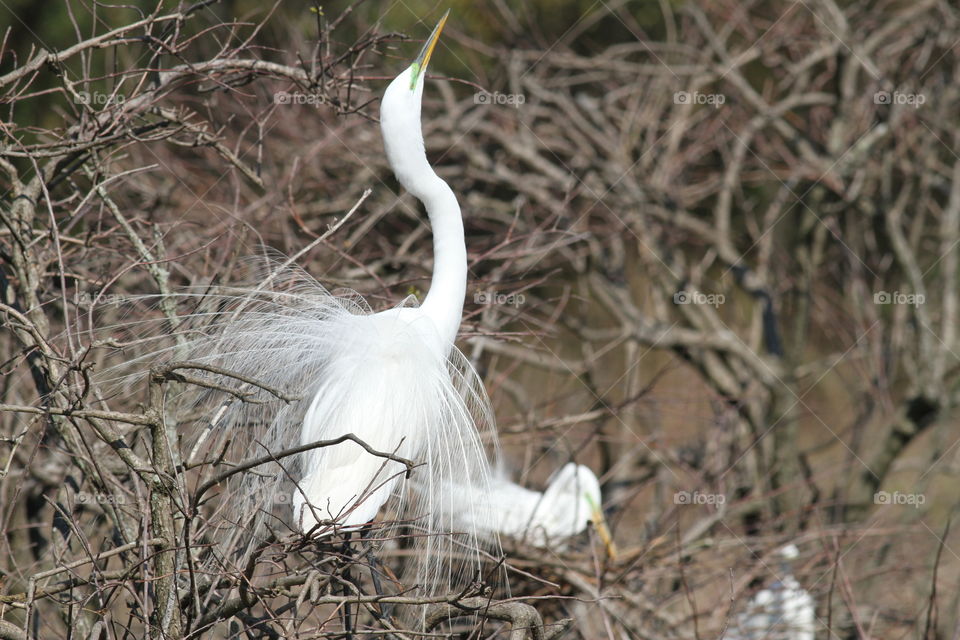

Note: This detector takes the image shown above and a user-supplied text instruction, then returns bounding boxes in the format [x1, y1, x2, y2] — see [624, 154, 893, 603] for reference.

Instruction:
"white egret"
[449, 462, 616, 557]
[292, 11, 474, 531]
[141, 12, 498, 591]
[726, 544, 816, 640]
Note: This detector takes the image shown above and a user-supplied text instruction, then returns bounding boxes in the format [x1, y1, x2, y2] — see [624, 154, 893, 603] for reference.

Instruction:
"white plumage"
[448, 463, 615, 553]
[726, 544, 816, 640]
[290, 12, 482, 535]
[129, 13, 500, 593]
[292, 307, 487, 533]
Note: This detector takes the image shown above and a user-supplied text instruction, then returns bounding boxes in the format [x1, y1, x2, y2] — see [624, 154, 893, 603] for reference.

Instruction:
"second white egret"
[448, 462, 616, 556]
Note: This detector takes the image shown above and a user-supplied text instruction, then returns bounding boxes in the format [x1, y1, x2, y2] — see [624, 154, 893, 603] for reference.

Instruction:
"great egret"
[140, 12, 497, 591]
[726, 544, 816, 640]
[449, 463, 617, 557]
[291, 10, 483, 533]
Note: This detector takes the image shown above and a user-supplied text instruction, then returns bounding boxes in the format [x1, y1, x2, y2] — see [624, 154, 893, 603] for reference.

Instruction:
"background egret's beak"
[409, 10, 449, 89]
[591, 507, 618, 560]
[585, 492, 617, 560]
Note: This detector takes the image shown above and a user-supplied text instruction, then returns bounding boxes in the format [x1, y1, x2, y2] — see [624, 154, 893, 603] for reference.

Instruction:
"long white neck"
[414, 175, 466, 350]
[381, 68, 466, 354]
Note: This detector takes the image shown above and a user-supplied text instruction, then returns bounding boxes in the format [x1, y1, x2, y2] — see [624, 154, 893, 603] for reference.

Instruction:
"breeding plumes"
[130, 12, 499, 591]
[292, 10, 476, 533]
[448, 462, 616, 556]
[725, 545, 816, 640]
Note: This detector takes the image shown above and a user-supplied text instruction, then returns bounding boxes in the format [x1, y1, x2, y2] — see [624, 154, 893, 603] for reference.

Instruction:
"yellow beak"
[591, 507, 618, 561]
[409, 10, 449, 89]
[585, 491, 617, 561]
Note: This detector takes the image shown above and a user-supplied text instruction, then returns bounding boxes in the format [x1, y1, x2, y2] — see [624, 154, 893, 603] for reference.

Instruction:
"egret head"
[776, 543, 801, 573]
[541, 463, 617, 559]
[380, 12, 449, 189]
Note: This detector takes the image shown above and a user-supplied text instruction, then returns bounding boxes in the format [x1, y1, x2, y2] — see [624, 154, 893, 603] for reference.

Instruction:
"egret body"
[292, 12, 489, 536]
[449, 463, 616, 556]
[146, 15, 497, 586]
